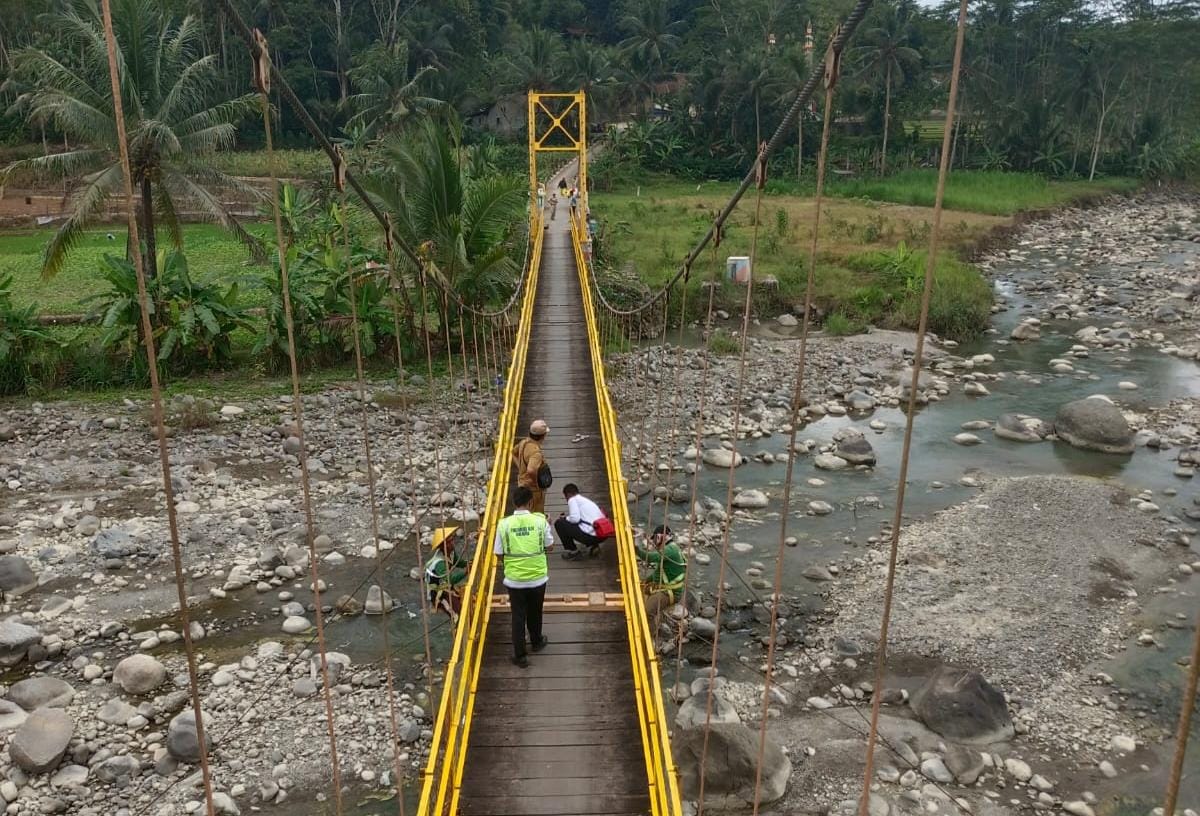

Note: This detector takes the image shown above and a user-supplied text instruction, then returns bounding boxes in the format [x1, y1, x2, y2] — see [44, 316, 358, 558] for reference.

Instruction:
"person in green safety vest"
[424, 526, 470, 618]
[493, 485, 554, 667]
[635, 524, 687, 620]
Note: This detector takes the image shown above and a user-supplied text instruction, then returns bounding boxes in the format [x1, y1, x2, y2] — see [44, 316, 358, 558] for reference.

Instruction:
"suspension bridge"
[413, 91, 680, 816]
[84, 0, 1200, 814]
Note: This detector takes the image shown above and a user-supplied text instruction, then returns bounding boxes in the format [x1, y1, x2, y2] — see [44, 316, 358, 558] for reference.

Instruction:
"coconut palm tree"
[618, 0, 684, 106]
[563, 40, 619, 125]
[500, 27, 567, 93]
[367, 122, 526, 312]
[345, 41, 444, 138]
[851, 2, 922, 175]
[2, 0, 261, 281]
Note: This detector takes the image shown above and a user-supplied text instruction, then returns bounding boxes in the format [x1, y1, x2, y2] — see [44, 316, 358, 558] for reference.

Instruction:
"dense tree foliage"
[1, 0, 1198, 179]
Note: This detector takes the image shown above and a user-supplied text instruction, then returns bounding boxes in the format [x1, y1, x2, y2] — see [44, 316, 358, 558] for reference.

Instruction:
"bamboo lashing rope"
[696, 146, 770, 816]
[750, 49, 840, 815]
[857, 1, 971, 813]
[253, 34, 344, 814]
[673, 269, 718, 696]
[335, 184, 408, 815]
[96, 2, 217, 814]
[1162, 608, 1200, 816]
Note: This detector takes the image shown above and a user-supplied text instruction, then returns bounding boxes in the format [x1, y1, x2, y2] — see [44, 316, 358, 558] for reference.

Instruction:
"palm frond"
[43, 163, 125, 280]
[2, 149, 109, 184]
[164, 173, 267, 264]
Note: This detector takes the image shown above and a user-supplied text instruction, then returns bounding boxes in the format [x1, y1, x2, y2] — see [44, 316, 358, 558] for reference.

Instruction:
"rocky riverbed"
[1, 382, 494, 814]
[2, 193, 1198, 816]
[608, 193, 1200, 815]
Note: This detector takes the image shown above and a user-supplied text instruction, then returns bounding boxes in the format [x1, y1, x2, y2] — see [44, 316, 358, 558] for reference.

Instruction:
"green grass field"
[589, 169, 1136, 339]
[0, 224, 269, 314]
[820, 169, 1139, 215]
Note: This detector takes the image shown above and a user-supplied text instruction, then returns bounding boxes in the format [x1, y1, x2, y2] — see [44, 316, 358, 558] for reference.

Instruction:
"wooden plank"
[471, 712, 635, 729]
[470, 690, 626, 714]
[462, 759, 643, 779]
[460, 219, 652, 816]
[461, 774, 650, 798]
[460, 793, 651, 816]
[472, 676, 638, 696]
[475, 642, 628, 661]
[469, 723, 642, 745]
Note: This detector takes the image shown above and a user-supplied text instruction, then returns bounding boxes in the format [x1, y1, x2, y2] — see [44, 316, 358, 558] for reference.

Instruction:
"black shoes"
[512, 637, 547, 666]
[562, 547, 599, 561]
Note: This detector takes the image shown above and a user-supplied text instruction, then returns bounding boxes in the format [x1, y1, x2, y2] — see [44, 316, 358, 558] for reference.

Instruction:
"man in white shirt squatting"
[493, 485, 554, 668]
[554, 483, 605, 561]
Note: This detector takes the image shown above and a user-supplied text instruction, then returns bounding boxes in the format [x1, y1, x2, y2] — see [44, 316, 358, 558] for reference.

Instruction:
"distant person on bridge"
[512, 419, 551, 514]
[569, 188, 580, 219]
[495, 485, 553, 668]
[536, 183, 546, 212]
[636, 525, 687, 619]
[555, 483, 611, 561]
[549, 193, 558, 221]
[557, 177, 568, 199]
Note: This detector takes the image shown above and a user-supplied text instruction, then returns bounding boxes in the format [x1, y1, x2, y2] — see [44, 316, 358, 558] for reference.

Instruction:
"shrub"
[707, 328, 741, 356]
[0, 273, 56, 395]
[86, 250, 249, 371]
[824, 311, 865, 336]
[148, 395, 219, 431]
[848, 243, 992, 341]
[253, 248, 329, 371]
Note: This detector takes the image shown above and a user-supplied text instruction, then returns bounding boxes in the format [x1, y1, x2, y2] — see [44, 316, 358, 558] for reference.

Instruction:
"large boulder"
[0, 699, 28, 731]
[814, 453, 850, 471]
[674, 721, 791, 809]
[7, 677, 75, 711]
[731, 489, 769, 509]
[0, 555, 37, 596]
[1054, 397, 1134, 455]
[167, 709, 214, 763]
[701, 448, 746, 469]
[675, 693, 741, 730]
[1010, 320, 1042, 341]
[0, 619, 41, 667]
[364, 585, 394, 615]
[93, 754, 141, 785]
[833, 430, 876, 466]
[113, 654, 166, 695]
[994, 413, 1050, 443]
[910, 666, 1014, 744]
[9, 708, 74, 774]
[90, 528, 138, 560]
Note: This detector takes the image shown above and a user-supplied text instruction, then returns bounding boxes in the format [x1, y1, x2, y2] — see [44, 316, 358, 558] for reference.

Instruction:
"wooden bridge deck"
[457, 213, 651, 815]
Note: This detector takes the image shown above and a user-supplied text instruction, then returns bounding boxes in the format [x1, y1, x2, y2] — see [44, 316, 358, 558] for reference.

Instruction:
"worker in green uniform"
[494, 485, 554, 667]
[425, 526, 470, 618]
[635, 524, 687, 620]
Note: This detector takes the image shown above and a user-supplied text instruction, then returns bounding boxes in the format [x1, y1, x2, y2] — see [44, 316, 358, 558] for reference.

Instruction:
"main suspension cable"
[696, 148, 769, 816]
[751, 56, 839, 816]
[254, 40, 344, 813]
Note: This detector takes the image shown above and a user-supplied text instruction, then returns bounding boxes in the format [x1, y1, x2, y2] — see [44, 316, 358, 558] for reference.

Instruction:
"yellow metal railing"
[416, 209, 544, 816]
[571, 213, 684, 816]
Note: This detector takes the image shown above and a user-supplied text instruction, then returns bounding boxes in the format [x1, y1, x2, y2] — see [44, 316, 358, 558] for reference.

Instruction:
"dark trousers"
[554, 518, 601, 551]
[508, 583, 546, 658]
